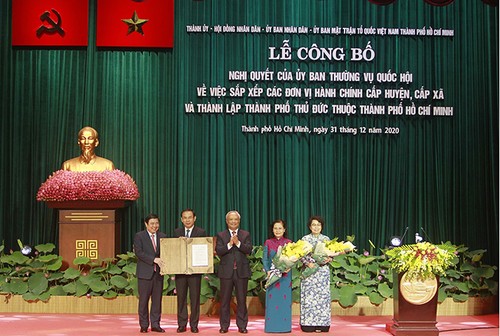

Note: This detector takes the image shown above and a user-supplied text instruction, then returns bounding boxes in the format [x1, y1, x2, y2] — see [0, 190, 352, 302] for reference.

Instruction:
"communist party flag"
[12, 0, 89, 46]
[96, 0, 175, 48]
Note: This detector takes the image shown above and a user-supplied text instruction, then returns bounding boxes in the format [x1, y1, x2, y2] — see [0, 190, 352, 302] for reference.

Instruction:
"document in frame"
[191, 243, 209, 267]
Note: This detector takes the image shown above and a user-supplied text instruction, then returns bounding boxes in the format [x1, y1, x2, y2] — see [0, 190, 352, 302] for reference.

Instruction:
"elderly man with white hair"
[215, 211, 253, 334]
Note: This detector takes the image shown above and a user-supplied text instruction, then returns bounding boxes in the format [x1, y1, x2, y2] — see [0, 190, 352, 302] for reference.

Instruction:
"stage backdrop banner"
[0, 1, 498, 267]
[11, 0, 89, 46]
[96, 0, 175, 48]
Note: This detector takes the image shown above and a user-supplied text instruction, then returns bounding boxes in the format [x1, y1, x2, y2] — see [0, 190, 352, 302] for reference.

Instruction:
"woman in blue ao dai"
[263, 219, 292, 333]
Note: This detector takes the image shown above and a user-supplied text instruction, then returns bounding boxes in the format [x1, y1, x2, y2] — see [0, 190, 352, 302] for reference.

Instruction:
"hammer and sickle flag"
[12, 0, 88, 46]
[97, 0, 175, 48]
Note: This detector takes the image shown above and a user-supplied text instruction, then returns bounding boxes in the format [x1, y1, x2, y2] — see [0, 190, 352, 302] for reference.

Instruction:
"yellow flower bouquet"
[301, 239, 357, 279]
[385, 241, 457, 281]
[265, 240, 313, 288]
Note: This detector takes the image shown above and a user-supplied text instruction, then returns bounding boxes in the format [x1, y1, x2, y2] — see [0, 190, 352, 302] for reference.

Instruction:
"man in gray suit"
[215, 210, 253, 334]
[134, 214, 167, 333]
[173, 209, 207, 333]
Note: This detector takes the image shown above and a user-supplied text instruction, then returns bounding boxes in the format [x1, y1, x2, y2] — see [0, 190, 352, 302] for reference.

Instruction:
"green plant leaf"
[485, 279, 499, 295]
[107, 264, 123, 275]
[122, 263, 137, 275]
[103, 290, 118, 299]
[8, 251, 30, 265]
[452, 293, 469, 302]
[46, 257, 63, 271]
[75, 280, 89, 297]
[49, 285, 66, 296]
[368, 291, 384, 305]
[129, 277, 139, 297]
[63, 282, 77, 294]
[345, 272, 361, 283]
[110, 275, 128, 289]
[247, 279, 258, 291]
[28, 272, 49, 295]
[471, 266, 495, 279]
[8, 279, 29, 294]
[438, 287, 448, 302]
[22, 291, 39, 301]
[34, 243, 56, 254]
[88, 280, 110, 292]
[338, 285, 357, 308]
[48, 272, 64, 281]
[163, 276, 176, 294]
[38, 254, 59, 263]
[455, 281, 470, 293]
[200, 278, 214, 296]
[79, 274, 100, 285]
[63, 268, 81, 280]
[73, 256, 91, 265]
[359, 256, 376, 265]
[250, 270, 266, 281]
[378, 282, 392, 298]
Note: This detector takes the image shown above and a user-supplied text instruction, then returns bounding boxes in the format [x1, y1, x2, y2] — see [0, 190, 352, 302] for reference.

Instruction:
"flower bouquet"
[265, 240, 313, 288]
[301, 239, 356, 279]
[384, 241, 457, 281]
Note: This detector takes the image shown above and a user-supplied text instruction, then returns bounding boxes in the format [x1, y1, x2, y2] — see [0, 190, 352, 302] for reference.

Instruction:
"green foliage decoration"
[0, 239, 497, 308]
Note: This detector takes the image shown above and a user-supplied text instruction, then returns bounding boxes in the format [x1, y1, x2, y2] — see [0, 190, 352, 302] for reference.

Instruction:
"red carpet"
[0, 314, 497, 335]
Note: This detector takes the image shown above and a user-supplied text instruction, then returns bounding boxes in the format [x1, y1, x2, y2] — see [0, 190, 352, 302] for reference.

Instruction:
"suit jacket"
[173, 226, 207, 239]
[215, 229, 252, 279]
[134, 230, 167, 280]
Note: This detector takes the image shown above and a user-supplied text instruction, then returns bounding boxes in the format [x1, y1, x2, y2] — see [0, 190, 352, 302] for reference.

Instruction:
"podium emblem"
[399, 273, 438, 305]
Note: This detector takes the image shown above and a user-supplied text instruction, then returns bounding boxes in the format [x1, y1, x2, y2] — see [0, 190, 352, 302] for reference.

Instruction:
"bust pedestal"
[47, 200, 131, 268]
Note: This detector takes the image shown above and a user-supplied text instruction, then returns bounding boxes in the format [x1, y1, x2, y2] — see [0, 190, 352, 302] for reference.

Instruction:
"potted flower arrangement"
[385, 241, 457, 281]
[384, 241, 457, 336]
[36, 170, 140, 202]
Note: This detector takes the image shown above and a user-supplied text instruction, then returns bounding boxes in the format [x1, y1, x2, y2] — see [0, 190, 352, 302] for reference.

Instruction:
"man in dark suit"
[173, 209, 207, 334]
[134, 214, 167, 333]
[215, 210, 253, 334]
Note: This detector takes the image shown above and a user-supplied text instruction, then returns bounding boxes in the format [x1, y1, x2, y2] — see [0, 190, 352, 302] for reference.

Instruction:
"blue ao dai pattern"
[263, 237, 292, 333]
[300, 233, 331, 329]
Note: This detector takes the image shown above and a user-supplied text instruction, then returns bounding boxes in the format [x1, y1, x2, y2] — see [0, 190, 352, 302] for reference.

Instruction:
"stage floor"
[0, 314, 498, 336]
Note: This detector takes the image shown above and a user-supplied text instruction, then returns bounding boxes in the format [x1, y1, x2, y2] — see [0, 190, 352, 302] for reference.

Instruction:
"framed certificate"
[160, 237, 214, 275]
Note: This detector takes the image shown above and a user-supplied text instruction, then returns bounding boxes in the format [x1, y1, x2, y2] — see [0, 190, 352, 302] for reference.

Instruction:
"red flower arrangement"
[37, 170, 140, 201]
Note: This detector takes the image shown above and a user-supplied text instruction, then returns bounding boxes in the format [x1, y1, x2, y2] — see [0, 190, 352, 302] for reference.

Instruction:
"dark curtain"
[0, 0, 498, 265]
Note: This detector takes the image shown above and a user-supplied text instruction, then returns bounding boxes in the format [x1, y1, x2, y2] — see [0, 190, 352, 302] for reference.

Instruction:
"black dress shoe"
[151, 327, 165, 333]
[191, 327, 199, 333]
[219, 328, 228, 333]
[140, 327, 148, 333]
[238, 328, 248, 333]
[177, 326, 186, 333]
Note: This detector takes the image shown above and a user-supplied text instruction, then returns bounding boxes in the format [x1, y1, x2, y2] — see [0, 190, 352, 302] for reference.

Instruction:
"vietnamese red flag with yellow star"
[97, 0, 175, 48]
[12, 0, 89, 46]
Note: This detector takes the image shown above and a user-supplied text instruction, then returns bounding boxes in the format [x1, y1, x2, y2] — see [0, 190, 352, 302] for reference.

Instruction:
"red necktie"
[232, 231, 237, 269]
[151, 234, 157, 271]
[151, 234, 157, 251]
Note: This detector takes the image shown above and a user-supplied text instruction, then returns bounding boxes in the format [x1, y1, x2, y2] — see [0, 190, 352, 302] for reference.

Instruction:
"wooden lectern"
[387, 272, 440, 336]
[47, 200, 131, 269]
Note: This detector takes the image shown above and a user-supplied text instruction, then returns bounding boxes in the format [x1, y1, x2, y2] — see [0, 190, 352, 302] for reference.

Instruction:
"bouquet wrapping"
[265, 240, 313, 288]
[302, 240, 356, 279]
